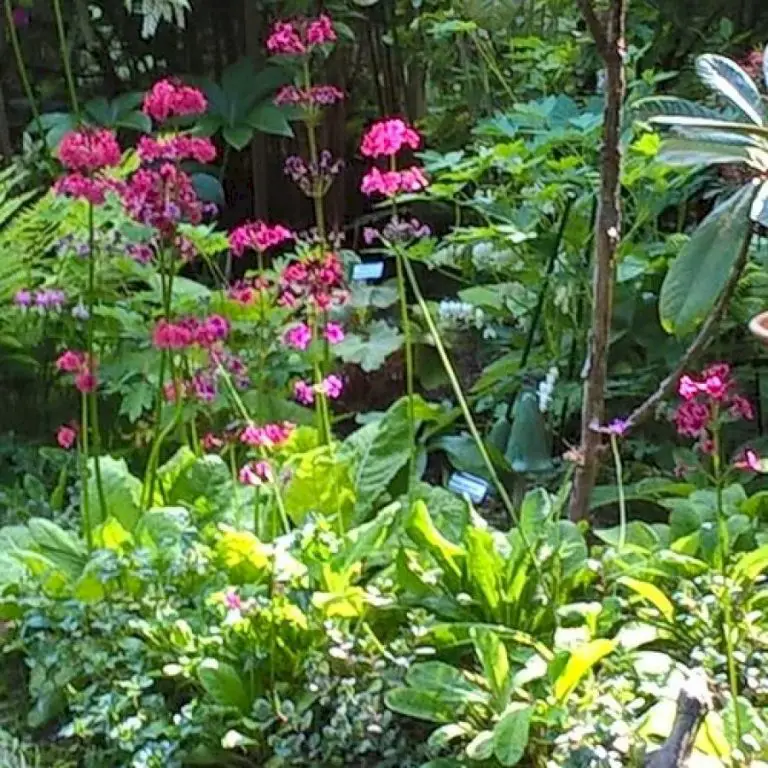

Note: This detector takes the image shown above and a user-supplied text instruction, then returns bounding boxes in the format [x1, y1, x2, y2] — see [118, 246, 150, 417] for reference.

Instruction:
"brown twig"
[625, 229, 754, 431]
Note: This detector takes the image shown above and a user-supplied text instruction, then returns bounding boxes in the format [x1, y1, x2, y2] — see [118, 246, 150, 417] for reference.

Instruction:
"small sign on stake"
[448, 472, 490, 504]
[352, 261, 385, 282]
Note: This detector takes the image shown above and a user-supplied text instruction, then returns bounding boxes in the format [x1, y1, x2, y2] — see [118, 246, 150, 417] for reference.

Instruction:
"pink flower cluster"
[54, 173, 116, 205]
[240, 421, 295, 449]
[228, 276, 272, 306]
[143, 79, 208, 123]
[229, 221, 294, 257]
[293, 374, 344, 405]
[137, 135, 217, 164]
[266, 14, 336, 56]
[14, 288, 66, 312]
[278, 251, 348, 312]
[361, 166, 429, 198]
[56, 349, 97, 393]
[674, 364, 754, 451]
[239, 460, 273, 487]
[56, 423, 78, 450]
[57, 128, 122, 173]
[360, 119, 421, 158]
[274, 85, 345, 108]
[152, 315, 229, 350]
[122, 163, 204, 235]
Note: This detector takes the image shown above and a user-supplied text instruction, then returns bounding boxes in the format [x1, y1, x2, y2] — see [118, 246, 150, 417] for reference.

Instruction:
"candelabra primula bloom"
[360, 166, 429, 197]
[240, 422, 295, 449]
[360, 118, 421, 158]
[239, 461, 273, 486]
[229, 221, 294, 257]
[137, 135, 217, 164]
[283, 323, 313, 351]
[56, 424, 78, 450]
[57, 128, 122, 173]
[143, 79, 208, 122]
[266, 14, 336, 56]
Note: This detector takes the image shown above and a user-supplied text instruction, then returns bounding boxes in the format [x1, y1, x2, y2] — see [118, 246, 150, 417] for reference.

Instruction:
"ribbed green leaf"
[660, 184, 756, 336]
[657, 138, 757, 168]
[633, 96, 727, 122]
[696, 54, 765, 125]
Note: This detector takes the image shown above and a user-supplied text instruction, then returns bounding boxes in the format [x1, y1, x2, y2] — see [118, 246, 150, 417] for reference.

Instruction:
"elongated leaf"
[406, 500, 466, 582]
[618, 577, 674, 621]
[660, 184, 756, 336]
[554, 639, 616, 703]
[633, 96, 728, 122]
[471, 627, 510, 709]
[657, 138, 756, 167]
[493, 704, 533, 766]
[465, 527, 502, 618]
[696, 54, 765, 125]
[649, 115, 767, 141]
[467, 731, 495, 760]
[751, 180, 768, 226]
[384, 688, 456, 724]
[732, 544, 768, 583]
[406, 662, 490, 705]
[198, 659, 251, 713]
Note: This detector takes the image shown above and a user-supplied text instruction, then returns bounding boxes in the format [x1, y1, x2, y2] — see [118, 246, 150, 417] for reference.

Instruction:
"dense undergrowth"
[4, 1, 768, 767]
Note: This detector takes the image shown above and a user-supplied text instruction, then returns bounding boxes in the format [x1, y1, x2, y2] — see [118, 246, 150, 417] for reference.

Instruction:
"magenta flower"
[57, 128, 122, 173]
[266, 20, 306, 55]
[54, 173, 112, 205]
[360, 118, 421, 158]
[306, 14, 336, 45]
[74, 370, 97, 394]
[56, 350, 86, 373]
[142, 79, 208, 122]
[678, 375, 700, 401]
[201, 433, 224, 452]
[56, 424, 78, 450]
[274, 85, 345, 108]
[229, 221, 294, 257]
[360, 166, 428, 197]
[736, 449, 762, 472]
[14, 289, 32, 308]
[283, 323, 313, 351]
[266, 14, 337, 56]
[324, 323, 345, 344]
[239, 461, 273, 486]
[137, 135, 217, 164]
[323, 374, 344, 399]
[294, 380, 315, 405]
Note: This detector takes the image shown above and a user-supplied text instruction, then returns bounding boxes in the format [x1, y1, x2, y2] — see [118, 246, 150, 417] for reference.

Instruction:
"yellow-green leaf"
[554, 639, 616, 703]
[618, 577, 675, 622]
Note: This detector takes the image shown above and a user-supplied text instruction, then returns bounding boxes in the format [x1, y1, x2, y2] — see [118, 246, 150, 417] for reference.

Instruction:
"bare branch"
[625, 230, 753, 432]
[576, 0, 610, 55]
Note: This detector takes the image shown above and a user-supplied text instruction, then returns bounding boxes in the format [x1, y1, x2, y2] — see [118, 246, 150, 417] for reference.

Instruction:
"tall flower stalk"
[359, 118, 428, 496]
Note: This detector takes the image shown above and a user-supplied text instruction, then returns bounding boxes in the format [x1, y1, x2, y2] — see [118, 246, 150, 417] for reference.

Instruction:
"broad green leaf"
[505, 388, 552, 472]
[554, 639, 616, 702]
[657, 138, 760, 168]
[732, 544, 768, 584]
[84, 456, 143, 531]
[343, 396, 415, 516]
[191, 173, 225, 206]
[428, 723, 474, 749]
[696, 54, 765, 125]
[27, 518, 86, 579]
[471, 627, 510, 709]
[520, 488, 552, 540]
[248, 102, 294, 137]
[216, 527, 270, 582]
[466, 730, 495, 760]
[406, 662, 490, 705]
[660, 184, 756, 336]
[465, 527, 502, 618]
[283, 447, 356, 527]
[406, 500, 466, 582]
[222, 125, 254, 150]
[331, 503, 398, 574]
[135, 508, 187, 548]
[170, 454, 234, 520]
[618, 577, 674, 621]
[633, 95, 728, 122]
[198, 659, 251, 713]
[384, 688, 456, 724]
[158, 447, 197, 497]
[336, 321, 403, 372]
[96, 518, 133, 551]
[493, 703, 533, 766]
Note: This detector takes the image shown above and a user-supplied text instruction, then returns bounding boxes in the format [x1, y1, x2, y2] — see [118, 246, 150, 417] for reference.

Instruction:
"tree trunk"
[569, 0, 628, 522]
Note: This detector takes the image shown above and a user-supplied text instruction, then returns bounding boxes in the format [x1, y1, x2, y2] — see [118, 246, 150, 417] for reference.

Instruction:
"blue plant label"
[448, 472, 489, 504]
[352, 261, 385, 281]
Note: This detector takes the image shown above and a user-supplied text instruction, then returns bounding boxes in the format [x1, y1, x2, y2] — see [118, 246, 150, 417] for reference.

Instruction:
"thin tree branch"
[625, 230, 753, 431]
[576, 0, 610, 55]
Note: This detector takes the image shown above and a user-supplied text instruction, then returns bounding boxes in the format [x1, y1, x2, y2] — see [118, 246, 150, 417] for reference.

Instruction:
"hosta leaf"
[660, 184, 756, 336]
[493, 704, 533, 766]
[85, 457, 143, 531]
[696, 54, 765, 125]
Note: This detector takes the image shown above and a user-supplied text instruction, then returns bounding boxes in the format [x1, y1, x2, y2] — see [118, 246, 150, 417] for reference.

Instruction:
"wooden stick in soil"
[569, 0, 628, 523]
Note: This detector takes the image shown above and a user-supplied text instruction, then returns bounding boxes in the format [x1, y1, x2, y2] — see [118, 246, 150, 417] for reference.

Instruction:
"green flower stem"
[712, 420, 743, 744]
[51, 0, 80, 117]
[303, 61, 327, 246]
[86, 204, 107, 522]
[609, 434, 626, 553]
[144, 249, 175, 508]
[400, 250, 552, 602]
[217, 365, 292, 535]
[80, 390, 93, 551]
[3, 0, 51, 166]
[394, 246, 416, 497]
